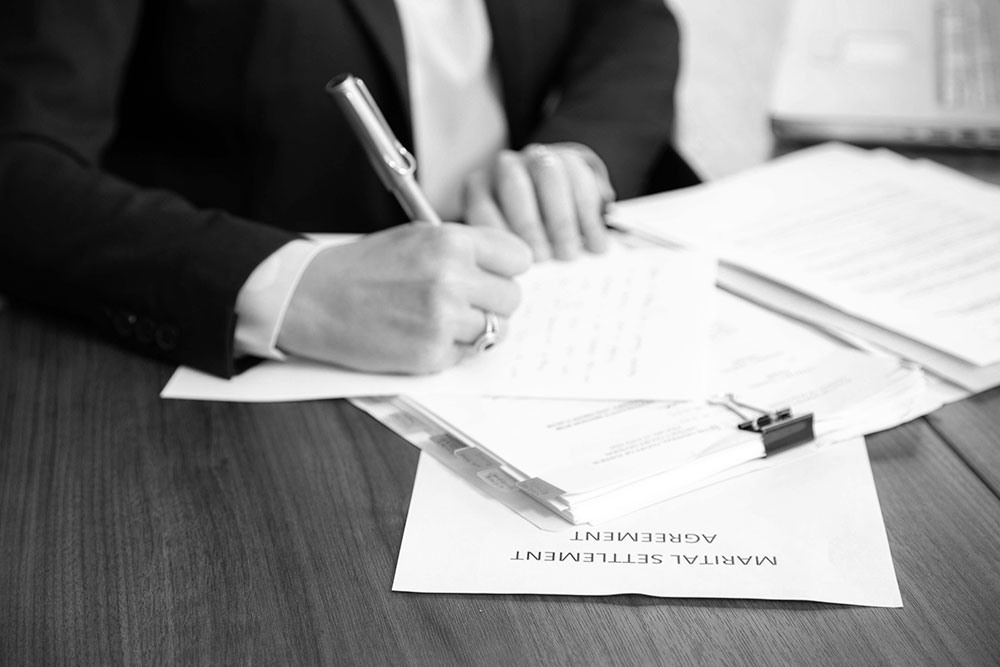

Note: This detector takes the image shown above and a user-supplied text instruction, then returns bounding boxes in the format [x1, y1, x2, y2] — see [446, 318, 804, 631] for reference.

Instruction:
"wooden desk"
[3, 1, 1000, 665]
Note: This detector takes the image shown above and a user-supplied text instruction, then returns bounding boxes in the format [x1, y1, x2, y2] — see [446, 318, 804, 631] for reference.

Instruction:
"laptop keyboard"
[937, 0, 1000, 109]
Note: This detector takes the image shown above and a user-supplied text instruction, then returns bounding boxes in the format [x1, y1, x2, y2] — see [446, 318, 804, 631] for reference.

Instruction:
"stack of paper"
[354, 292, 939, 527]
[610, 142, 1000, 396]
[371, 293, 919, 605]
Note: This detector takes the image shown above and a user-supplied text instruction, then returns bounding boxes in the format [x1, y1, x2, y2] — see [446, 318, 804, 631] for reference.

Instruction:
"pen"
[325, 73, 442, 225]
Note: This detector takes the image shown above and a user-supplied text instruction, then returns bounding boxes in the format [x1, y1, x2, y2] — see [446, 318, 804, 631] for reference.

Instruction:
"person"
[0, 0, 698, 378]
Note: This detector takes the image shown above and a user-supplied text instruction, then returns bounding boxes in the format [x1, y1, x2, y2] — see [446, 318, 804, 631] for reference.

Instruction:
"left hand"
[462, 143, 616, 262]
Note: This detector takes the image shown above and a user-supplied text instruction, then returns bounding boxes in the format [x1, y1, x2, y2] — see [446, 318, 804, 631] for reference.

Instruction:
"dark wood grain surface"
[928, 389, 1000, 498]
[4, 1, 1000, 664]
[2, 309, 1000, 667]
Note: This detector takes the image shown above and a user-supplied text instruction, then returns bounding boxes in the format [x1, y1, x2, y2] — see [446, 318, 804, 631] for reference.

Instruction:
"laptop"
[769, 0, 1000, 149]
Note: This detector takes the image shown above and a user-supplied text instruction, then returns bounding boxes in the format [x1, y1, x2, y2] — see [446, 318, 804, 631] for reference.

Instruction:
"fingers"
[441, 227, 521, 348]
[433, 226, 521, 353]
[525, 145, 582, 260]
[466, 223, 534, 278]
[463, 144, 612, 262]
[562, 149, 610, 254]
[493, 151, 552, 261]
[454, 308, 509, 348]
[403, 223, 525, 316]
[463, 169, 506, 230]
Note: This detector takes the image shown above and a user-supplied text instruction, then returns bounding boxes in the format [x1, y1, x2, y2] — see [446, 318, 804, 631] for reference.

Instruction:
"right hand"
[277, 222, 532, 374]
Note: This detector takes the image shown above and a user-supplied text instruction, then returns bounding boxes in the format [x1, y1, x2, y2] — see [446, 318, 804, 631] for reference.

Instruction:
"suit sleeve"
[0, 0, 296, 377]
[527, 0, 691, 198]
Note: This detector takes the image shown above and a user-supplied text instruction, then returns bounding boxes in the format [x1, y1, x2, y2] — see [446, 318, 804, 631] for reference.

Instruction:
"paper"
[398, 394, 765, 525]
[355, 291, 939, 527]
[162, 243, 716, 402]
[719, 265, 1000, 394]
[611, 142, 1000, 369]
[400, 347, 929, 524]
[711, 294, 940, 437]
[391, 437, 903, 607]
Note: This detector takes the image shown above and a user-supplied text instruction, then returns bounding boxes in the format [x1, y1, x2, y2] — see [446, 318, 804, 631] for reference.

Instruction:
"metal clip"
[712, 394, 815, 454]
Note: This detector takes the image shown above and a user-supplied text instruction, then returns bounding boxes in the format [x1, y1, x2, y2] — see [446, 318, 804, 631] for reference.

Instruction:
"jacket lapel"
[484, 0, 527, 143]
[342, 0, 410, 121]
[341, 0, 533, 146]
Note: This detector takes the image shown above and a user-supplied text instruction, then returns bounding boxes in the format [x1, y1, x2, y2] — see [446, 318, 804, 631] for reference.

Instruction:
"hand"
[463, 143, 615, 262]
[276, 222, 532, 374]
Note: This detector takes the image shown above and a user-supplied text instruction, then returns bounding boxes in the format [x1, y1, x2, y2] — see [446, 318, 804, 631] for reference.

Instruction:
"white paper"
[404, 396, 756, 494]
[392, 437, 903, 608]
[398, 348, 932, 527]
[611, 142, 1000, 368]
[161, 244, 716, 402]
[401, 291, 938, 512]
[719, 265, 1000, 394]
[354, 290, 938, 529]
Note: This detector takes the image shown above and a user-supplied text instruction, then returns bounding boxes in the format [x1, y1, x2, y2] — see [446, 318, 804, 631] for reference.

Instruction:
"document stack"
[610, 142, 1000, 396]
[355, 291, 937, 527]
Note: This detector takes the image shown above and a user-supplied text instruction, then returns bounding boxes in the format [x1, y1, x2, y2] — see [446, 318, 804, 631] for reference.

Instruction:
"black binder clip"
[714, 394, 815, 454]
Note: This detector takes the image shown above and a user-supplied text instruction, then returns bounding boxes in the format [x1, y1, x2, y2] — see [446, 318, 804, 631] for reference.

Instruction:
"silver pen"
[326, 73, 442, 225]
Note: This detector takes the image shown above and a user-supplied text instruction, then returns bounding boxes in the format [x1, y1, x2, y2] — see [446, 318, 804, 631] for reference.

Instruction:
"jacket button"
[155, 325, 178, 351]
[134, 317, 156, 344]
[113, 311, 137, 337]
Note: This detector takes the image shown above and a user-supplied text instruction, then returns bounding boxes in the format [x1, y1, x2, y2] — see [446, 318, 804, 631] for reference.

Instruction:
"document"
[396, 347, 929, 525]
[161, 243, 716, 402]
[719, 265, 999, 395]
[354, 291, 940, 527]
[611, 143, 1000, 387]
[392, 394, 765, 526]
[391, 437, 903, 608]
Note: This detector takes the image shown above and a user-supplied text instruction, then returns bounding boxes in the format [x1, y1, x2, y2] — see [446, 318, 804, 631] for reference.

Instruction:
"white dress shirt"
[394, 0, 507, 220]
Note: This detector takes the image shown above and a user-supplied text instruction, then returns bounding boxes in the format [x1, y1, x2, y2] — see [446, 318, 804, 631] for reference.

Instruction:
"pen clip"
[351, 77, 416, 177]
[326, 73, 441, 224]
[326, 74, 415, 180]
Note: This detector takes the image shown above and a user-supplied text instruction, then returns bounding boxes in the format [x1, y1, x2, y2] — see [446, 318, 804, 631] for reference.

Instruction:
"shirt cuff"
[234, 238, 327, 361]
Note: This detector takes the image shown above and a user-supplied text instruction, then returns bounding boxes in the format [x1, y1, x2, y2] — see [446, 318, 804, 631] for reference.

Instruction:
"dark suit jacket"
[0, 0, 694, 376]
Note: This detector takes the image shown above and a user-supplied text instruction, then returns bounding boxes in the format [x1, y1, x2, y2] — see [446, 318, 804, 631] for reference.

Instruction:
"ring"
[473, 311, 499, 353]
[525, 144, 560, 168]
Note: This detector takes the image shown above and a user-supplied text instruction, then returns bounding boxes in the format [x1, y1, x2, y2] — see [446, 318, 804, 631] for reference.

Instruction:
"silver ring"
[473, 311, 499, 353]
[525, 143, 560, 169]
